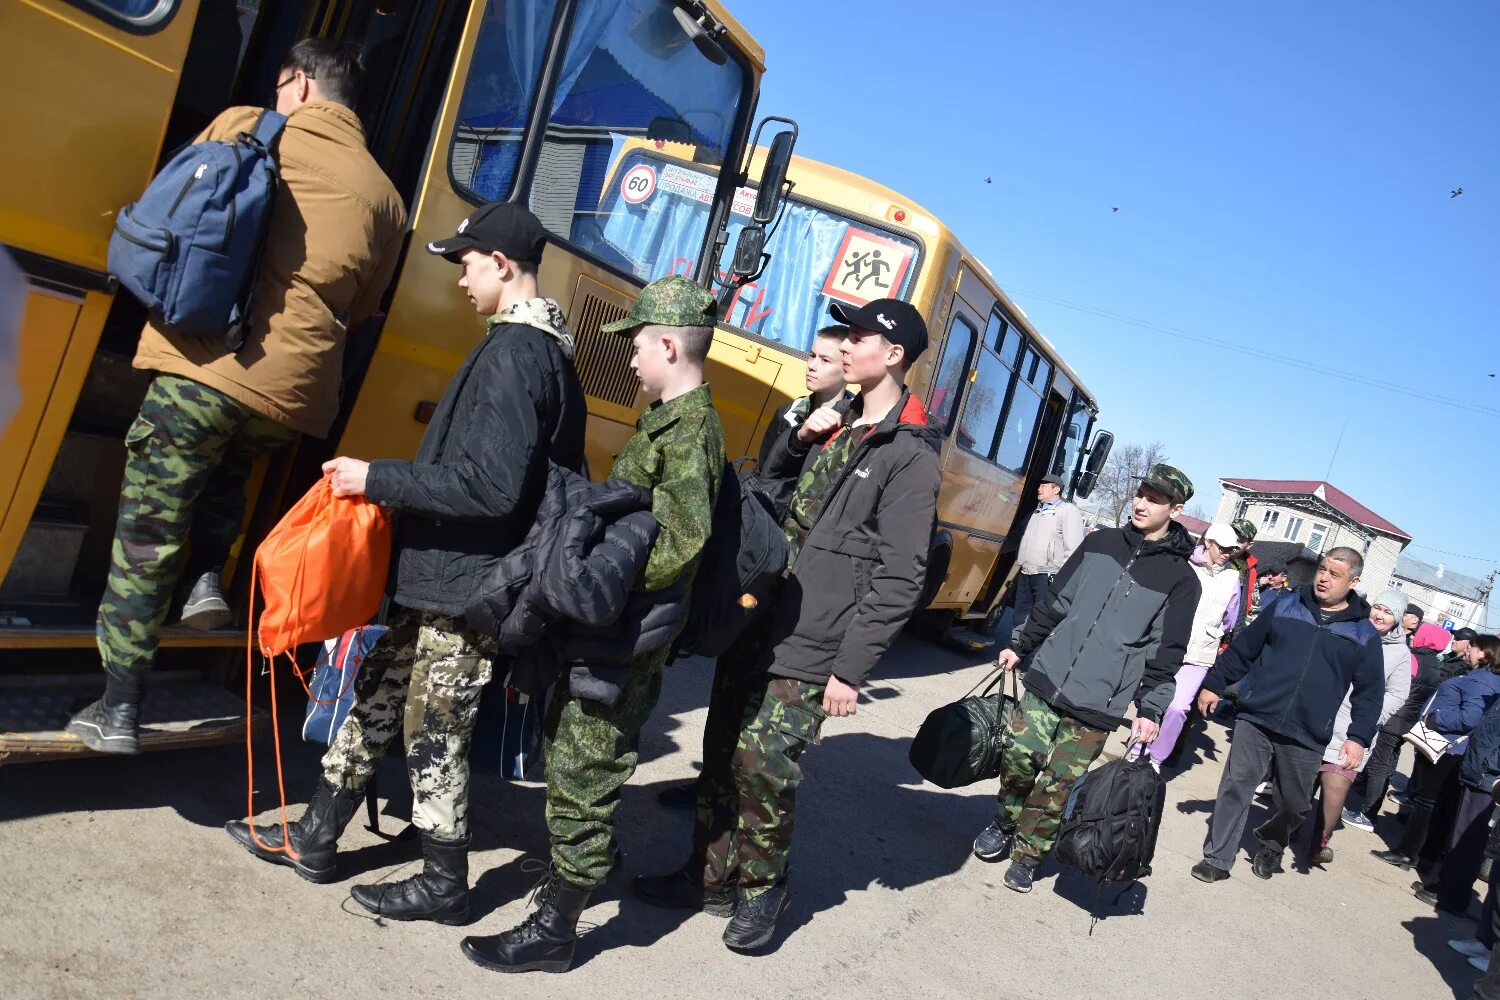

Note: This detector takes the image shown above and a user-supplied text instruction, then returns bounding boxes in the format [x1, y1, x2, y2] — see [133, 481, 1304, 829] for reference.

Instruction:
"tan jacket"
[133, 102, 406, 437]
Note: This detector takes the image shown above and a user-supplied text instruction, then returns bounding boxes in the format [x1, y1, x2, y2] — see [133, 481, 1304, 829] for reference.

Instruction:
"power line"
[1404, 541, 1500, 564]
[1007, 286, 1500, 421]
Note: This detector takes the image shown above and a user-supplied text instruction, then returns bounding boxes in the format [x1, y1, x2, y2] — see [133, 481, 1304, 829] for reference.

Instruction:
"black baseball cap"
[828, 298, 928, 362]
[426, 202, 547, 264]
[1454, 627, 1479, 643]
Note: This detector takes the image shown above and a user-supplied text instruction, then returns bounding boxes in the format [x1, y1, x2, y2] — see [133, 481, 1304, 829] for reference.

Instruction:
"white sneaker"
[1470, 955, 1490, 973]
[1254, 781, 1272, 800]
[1450, 938, 1490, 960]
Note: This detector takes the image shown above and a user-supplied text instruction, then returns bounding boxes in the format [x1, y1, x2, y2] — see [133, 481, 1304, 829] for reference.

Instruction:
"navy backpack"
[108, 110, 287, 349]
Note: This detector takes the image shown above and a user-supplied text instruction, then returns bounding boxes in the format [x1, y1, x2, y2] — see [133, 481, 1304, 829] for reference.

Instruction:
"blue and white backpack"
[108, 110, 287, 349]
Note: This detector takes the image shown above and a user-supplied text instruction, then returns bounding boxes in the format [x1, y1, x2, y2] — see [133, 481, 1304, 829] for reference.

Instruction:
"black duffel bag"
[909, 667, 1019, 788]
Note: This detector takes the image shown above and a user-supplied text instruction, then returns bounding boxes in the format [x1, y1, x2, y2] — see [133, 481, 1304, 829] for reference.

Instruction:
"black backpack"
[1055, 753, 1165, 909]
[675, 464, 791, 658]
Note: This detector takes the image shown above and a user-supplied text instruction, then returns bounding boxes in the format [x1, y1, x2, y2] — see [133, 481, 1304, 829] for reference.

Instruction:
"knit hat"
[1406, 603, 1424, 622]
[1371, 588, 1406, 617]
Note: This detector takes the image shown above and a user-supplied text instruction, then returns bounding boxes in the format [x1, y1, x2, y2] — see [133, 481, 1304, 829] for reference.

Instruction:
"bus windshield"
[589, 150, 923, 354]
[450, 0, 748, 276]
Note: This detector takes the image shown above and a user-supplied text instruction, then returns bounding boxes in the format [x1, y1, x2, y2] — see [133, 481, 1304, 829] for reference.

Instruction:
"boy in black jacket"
[634, 298, 941, 952]
[226, 203, 586, 925]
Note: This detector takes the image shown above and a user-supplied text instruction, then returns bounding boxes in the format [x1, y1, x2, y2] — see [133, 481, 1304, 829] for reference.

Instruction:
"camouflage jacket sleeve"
[640, 416, 723, 592]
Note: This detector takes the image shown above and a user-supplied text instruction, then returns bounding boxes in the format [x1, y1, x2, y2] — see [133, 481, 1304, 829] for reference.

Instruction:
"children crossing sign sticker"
[822, 227, 915, 306]
[620, 164, 657, 205]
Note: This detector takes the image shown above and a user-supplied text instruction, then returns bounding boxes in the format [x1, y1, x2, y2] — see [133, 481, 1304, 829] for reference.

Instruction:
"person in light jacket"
[1010, 474, 1086, 630]
[1305, 588, 1412, 865]
[1148, 522, 1246, 768]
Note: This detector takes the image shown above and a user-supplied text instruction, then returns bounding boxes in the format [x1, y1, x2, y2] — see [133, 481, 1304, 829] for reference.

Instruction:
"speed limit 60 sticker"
[621, 164, 657, 205]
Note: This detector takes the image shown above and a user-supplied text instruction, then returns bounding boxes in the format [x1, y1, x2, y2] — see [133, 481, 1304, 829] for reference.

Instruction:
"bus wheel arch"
[918, 531, 953, 610]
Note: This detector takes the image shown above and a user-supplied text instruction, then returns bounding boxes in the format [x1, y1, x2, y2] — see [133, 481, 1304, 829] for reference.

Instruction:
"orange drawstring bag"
[254, 474, 391, 657]
[242, 474, 392, 859]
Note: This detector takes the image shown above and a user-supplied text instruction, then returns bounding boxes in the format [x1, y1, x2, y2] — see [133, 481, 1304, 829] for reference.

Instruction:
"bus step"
[0, 674, 264, 764]
[942, 625, 997, 653]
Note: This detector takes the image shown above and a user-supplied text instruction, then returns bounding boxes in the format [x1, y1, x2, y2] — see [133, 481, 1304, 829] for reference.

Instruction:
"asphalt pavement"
[0, 635, 1485, 999]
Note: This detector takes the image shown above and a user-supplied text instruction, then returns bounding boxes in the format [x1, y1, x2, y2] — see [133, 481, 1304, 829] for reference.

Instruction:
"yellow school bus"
[514, 143, 1117, 641]
[0, 0, 795, 756]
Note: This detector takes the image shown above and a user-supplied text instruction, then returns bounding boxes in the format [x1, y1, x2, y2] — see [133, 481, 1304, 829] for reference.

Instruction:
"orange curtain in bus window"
[822, 227, 915, 306]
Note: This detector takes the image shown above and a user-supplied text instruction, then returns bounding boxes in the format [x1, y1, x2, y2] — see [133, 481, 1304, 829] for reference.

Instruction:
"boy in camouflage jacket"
[461, 276, 725, 976]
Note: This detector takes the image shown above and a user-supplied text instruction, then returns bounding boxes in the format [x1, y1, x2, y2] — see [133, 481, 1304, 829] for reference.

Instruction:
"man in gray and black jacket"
[975, 464, 1201, 893]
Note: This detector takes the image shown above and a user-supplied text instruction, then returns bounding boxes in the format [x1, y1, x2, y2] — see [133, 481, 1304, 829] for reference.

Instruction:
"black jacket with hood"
[364, 301, 586, 615]
[762, 389, 941, 688]
[1009, 520, 1201, 730]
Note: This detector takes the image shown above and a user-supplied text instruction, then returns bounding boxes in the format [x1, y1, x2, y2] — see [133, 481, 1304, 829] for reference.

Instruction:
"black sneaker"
[1414, 884, 1440, 907]
[65, 687, 140, 754]
[722, 882, 789, 952]
[1191, 860, 1230, 883]
[178, 570, 231, 631]
[972, 820, 1016, 862]
[1251, 844, 1284, 880]
[1002, 859, 1037, 893]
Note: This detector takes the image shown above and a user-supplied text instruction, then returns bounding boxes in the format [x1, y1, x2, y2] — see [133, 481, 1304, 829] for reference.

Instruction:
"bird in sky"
[1451, 187, 1465, 198]
[984, 177, 992, 184]
[1111, 207, 1119, 213]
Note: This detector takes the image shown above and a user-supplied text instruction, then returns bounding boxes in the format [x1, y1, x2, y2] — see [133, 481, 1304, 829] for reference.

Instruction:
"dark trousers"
[1397, 753, 1462, 858]
[1479, 869, 1500, 1000]
[1434, 787, 1495, 914]
[1012, 573, 1052, 632]
[1203, 718, 1322, 870]
[1354, 729, 1405, 817]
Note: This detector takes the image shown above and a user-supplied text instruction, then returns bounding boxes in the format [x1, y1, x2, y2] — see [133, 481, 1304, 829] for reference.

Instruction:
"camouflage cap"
[1140, 463, 1193, 505]
[601, 276, 717, 334]
[1231, 517, 1258, 542]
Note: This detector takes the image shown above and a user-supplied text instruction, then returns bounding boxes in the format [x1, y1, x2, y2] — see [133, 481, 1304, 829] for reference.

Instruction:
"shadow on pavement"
[1404, 912, 1486, 999]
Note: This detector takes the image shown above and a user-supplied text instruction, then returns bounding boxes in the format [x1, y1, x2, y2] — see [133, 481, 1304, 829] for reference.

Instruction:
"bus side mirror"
[729, 225, 767, 279]
[751, 120, 797, 224]
[1074, 429, 1114, 500]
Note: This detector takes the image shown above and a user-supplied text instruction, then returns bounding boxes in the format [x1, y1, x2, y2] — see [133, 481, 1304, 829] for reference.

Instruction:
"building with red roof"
[1213, 478, 1410, 594]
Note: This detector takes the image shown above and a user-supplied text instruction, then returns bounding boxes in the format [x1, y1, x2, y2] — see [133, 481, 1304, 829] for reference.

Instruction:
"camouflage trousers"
[543, 647, 669, 888]
[693, 665, 826, 897]
[997, 690, 1109, 863]
[97, 374, 296, 680]
[321, 607, 495, 839]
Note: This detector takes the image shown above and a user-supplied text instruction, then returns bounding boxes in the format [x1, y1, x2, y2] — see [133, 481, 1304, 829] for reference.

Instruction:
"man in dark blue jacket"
[1193, 547, 1385, 882]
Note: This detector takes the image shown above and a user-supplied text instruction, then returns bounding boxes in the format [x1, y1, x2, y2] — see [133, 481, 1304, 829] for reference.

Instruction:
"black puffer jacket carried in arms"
[465, 464, 686, 700]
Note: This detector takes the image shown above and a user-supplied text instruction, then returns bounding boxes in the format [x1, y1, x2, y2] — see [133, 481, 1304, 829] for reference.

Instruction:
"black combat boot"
[633, 865, 736, 917]
[225, 778, 363, 883]
[66, 673, 143, 754]
[722, 881, 790, 952]
[350, 832, 471, 925]
[461, 879, 592, 974]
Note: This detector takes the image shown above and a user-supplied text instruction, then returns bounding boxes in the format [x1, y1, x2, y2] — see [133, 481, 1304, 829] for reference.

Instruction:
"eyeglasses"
[270, 75, 298, 104]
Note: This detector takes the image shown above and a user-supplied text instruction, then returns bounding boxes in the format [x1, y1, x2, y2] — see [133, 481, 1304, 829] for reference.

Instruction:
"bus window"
[589, 151, 922, 352]
[450, 0, 564, 202]
[955, 347, 1008, 457]
[519, 0, 750, 276]
[997, 377, 1045, 472]
[1052, 391, 1091, 483]
[930, 315, 976, 432]
[983, 312, 1005, 351]
[996, 321, 1022, 368]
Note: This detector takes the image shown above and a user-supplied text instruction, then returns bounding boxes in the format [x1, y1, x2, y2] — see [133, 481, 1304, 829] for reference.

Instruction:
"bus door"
[0, 1, 200, 634]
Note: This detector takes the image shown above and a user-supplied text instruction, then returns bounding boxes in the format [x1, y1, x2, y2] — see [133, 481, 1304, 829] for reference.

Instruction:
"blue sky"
[742, 1, 1499, 618]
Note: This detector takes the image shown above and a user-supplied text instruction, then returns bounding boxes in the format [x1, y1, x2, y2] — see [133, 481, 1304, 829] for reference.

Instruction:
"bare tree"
[1095, 441, 1170, 527]
[1186, 502, 1210, 521]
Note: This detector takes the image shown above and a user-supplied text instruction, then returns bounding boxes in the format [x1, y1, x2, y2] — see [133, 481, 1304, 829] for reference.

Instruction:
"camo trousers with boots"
[321, 607, 495, 839]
